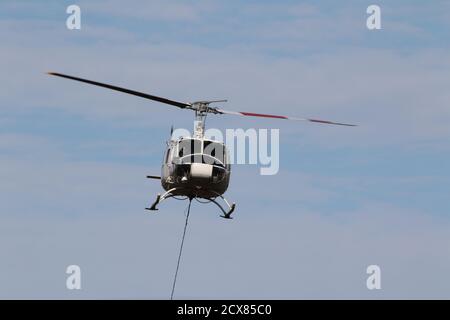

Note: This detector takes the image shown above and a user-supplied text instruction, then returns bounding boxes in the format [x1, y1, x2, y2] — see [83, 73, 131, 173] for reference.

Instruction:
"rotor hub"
[190, 101, 225, 115]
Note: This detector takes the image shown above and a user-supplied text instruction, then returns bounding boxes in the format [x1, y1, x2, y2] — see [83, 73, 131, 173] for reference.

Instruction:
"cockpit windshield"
[203, 141, 225, 164]
[178, 139, 202, 157]
[176, 139, 226, 166]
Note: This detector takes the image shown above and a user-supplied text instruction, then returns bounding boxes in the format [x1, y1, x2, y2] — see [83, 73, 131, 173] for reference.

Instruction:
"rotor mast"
[190, 100, 227, 139]
[193, 110, 207, 140]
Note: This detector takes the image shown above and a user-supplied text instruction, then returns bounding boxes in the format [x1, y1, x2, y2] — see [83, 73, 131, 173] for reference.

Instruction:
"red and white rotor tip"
[216, 109, 356, 126]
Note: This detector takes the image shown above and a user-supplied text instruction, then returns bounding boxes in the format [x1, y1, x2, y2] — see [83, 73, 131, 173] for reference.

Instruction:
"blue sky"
[1, 1, 450, 298]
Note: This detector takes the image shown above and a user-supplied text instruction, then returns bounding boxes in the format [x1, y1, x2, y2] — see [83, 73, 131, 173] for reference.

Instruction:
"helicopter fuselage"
[161, 137, 231, 199]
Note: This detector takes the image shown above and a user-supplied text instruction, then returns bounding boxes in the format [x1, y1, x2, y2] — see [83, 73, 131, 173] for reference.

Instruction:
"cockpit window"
[203, 141, 225, 164]
[176, 139, 227, 166]
[178, 139, 202, 157]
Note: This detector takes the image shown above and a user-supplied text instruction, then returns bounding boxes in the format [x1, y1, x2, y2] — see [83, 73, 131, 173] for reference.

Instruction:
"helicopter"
[47, 72, 356, 219]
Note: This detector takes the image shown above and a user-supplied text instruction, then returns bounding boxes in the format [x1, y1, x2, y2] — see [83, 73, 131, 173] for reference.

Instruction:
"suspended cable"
[170, 199, 192, 300]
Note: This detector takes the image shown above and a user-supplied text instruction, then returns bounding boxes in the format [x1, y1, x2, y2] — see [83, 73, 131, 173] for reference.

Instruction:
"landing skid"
[145, 187, 236, 219]
[145, 187, 178, 211]
[208, 190, 236, 219]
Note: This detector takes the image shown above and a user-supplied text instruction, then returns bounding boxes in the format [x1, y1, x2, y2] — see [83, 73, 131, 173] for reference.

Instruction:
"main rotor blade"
[47, 72, 190, 109]
[216, 108, 356, 126]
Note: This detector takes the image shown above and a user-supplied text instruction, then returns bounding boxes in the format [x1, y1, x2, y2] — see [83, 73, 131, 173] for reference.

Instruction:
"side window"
[165, 148, 171, 163]
[178, 141, 185, 157]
